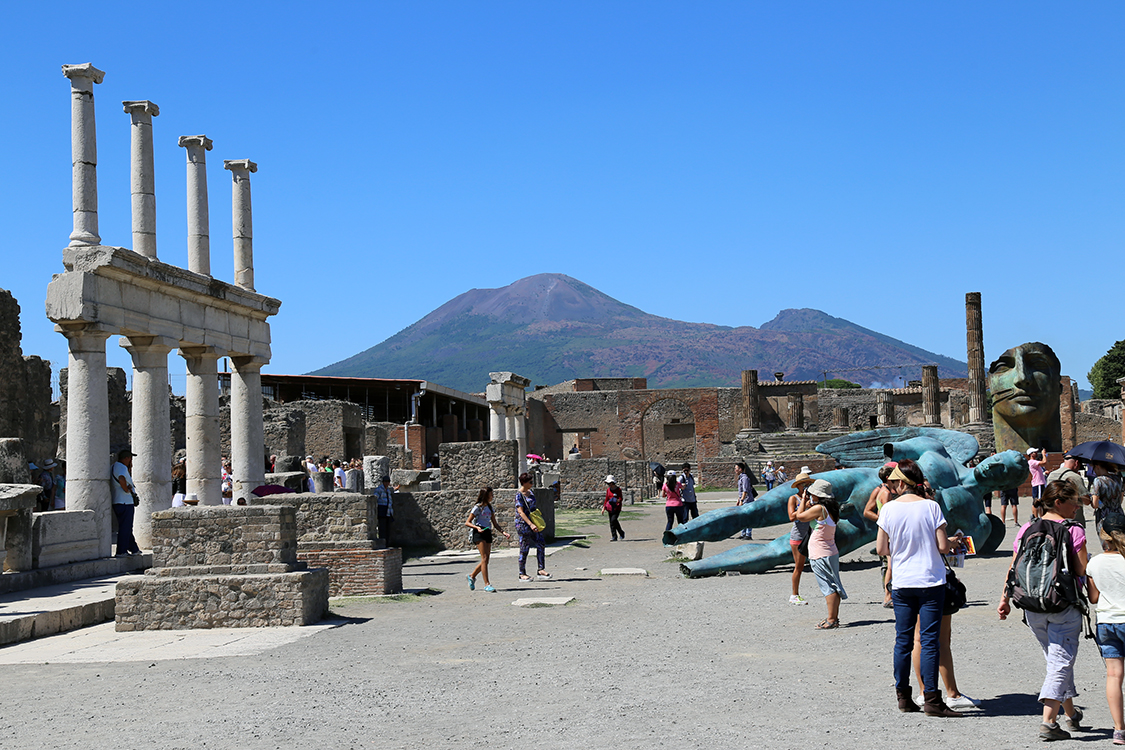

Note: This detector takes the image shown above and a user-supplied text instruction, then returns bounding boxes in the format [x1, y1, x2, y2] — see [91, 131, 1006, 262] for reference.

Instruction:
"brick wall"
[298, 547, 402, 596]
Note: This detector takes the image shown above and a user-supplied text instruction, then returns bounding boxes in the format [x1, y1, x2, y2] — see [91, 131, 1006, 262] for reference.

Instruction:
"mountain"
[311, 274, 968, 391]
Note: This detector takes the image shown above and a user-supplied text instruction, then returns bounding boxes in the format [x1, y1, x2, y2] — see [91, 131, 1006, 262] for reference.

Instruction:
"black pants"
[377, 510, 393, 545]
[665, 507, 684, 531]
[608, 511, 624, 540]
[682, 502, 699, 520]
[113, 502, 140, 554]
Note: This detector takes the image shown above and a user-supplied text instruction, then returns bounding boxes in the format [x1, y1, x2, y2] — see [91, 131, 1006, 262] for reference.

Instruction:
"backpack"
[1005, 518, 1083, 614]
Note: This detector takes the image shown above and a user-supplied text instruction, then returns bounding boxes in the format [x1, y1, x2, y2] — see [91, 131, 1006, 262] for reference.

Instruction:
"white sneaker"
[789, 595, 808, 606]
[946, 694, 981, 708]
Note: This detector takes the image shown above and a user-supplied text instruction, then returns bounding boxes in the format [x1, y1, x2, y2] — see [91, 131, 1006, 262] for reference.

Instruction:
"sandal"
[815, 619, 840, 630]
[537, 571, 551, 579]
[519, 574, 532, 581]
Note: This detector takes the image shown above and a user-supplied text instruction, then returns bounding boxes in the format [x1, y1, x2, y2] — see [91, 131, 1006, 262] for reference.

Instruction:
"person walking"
[876, 458, 960, 717]
[514, 472, 550, 582]
[1082, 515, 1125, 745]
[466, 487, 510, 593]
[111, 449, 142, 556]
[864, 462, 898, 608]
[736, 462, 756, 540]
[601, 475, 625, 541]
[680, 463, 699, 521]
[763, 461, 776, 492]
[796, 479, 847, 628]
[663, 471, 684, 531]
[1092, 460, 1125, 529]
[1047, 451, 1090, 526]
[998, 481, 1088, 740]
[787, 472, 814, 605]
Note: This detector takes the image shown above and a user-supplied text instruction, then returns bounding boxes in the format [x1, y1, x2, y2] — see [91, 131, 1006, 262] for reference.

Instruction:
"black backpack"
[1005, 518, 1083, 614]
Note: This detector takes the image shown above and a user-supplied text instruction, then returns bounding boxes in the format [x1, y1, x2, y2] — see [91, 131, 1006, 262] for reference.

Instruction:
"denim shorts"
[1097, 622, 1125, 660]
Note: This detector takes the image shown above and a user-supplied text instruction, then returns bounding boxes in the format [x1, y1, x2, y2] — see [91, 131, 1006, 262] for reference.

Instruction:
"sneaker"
[1039, 722, 1071, 741]
[789, 595, 808, 606]
[946, 694, 981, 709]
[1113, 728, 1125, 745]
[467, 574, 475, 591]
[1062, 708, 1083, 732]
[483, 585, 496, 593]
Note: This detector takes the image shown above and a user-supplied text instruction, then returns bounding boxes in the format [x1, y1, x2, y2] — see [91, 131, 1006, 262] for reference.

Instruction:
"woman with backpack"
[1092, 461, 1125, 529]
[514, 472, 550, 582]
[601, 475, 625, 541]
[997, 480, 1088, 741]
[663, 471, 684, 531]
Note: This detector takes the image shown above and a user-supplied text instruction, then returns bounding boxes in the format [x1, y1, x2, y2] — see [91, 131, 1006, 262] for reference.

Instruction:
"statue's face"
[988, 343, 1061, 428]
[974, 450, 1029, 492]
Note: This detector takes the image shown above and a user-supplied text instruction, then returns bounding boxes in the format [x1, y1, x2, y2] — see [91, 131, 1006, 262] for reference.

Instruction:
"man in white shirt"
[112, 449, 142, 556]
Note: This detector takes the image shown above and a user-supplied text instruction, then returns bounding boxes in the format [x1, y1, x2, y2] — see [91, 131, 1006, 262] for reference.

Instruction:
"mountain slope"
[312, 274, 967, 390]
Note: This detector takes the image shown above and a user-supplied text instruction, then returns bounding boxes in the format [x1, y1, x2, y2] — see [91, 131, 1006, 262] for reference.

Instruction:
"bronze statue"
[988, 342, 1062, 453]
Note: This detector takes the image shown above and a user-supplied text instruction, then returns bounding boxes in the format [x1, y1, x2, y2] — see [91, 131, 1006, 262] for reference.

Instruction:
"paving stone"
[511, 597, 574, 607]
[599, 567, 648, 576]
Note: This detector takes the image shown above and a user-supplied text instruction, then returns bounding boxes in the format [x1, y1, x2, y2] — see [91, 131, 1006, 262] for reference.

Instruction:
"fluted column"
[966, 292, 987, 423]
[786, 393, 804, 431]
[123, 100, 159, 257]
[922, 365, 941, 427]
[742, 370, 761, 432]
[62, 63, 106, 247]
[230, 357, 266, 498]
[60, 325, 113, 557]
[180, 346, 223, 505]
[224, 159, 257, 290]
[122, 336, 174, 548]
[876, 390, 895, 427]
[179, 135, 213, 275]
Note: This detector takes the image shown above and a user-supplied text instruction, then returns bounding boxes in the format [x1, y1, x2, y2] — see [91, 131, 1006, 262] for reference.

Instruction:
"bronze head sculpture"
[987, 342, 1062, 453]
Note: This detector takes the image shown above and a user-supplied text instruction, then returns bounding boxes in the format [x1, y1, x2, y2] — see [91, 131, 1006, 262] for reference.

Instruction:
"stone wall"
[1082, 399, 1123, 421]
[0, 290, 58, 463]
[392, 487, 556, 550]
[1076, 412, 1122, 444]
[301, 400, 365, 460]
[248, 492, 374, 545]
[149, 505, 299, 572]
[440, 440, 519, 490]
[263, 403, 306, 459]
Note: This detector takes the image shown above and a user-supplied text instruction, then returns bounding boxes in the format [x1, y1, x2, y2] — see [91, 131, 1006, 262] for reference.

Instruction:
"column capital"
[178, 134, 213, 151]
[224, 159, 258, 174]
[230, 355, 268, 370]
[179, 345, 227, 361]
[119, 335, 177, 354]
[55, 322, 116, 344]
[62, 63, 105, 86]
[122, 100, 159, 119]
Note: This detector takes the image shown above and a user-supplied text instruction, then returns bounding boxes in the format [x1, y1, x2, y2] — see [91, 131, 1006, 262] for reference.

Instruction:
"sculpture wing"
[816, 427, 979, 468]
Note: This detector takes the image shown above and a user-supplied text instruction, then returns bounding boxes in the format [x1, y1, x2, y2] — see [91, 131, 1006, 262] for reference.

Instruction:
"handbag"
[529, 509, 546, 532]
[942, 560, 967, 615]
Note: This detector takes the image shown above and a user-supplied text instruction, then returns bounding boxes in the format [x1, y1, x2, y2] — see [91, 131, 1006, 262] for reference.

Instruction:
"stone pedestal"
[311, 472, 334, 493]
[114, 505, 328, 630]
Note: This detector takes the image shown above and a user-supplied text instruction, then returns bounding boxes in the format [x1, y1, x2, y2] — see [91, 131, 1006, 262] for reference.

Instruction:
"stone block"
[363, 455, 391, 492]
[439, 440, 519, 491]
[344, 469, 364, 493]
[310, 472, 333, 493]
[265, 471, 308, 493]
[673, 542, 704, 561]
[32, 509, 100, 568]
[275, 455, 303, 473]
[0, 439, 30, 484]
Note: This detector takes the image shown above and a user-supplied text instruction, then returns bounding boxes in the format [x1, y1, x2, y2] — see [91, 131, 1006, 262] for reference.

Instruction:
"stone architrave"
[921, 365, 941, 427]
[121, 335, 175, 548]
[742, 370, 761, 432]
[876, 391, 895, 427]
[785, 393, 804, 432]
[178, 135, 213, 276]
[62, 63, 105, 247]
[122, 100, 159, 258]
[224, 159, 257, 291]
[966, 292, 987, 424]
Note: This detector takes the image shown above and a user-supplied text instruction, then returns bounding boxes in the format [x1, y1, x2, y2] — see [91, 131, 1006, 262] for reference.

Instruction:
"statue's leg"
[979, 513, 1007, 555]
[663, 490, 796, 546]
[680, 536, 793, 578]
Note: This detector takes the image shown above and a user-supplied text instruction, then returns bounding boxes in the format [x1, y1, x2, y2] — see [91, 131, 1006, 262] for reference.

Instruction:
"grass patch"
[555, 508, 644, 536]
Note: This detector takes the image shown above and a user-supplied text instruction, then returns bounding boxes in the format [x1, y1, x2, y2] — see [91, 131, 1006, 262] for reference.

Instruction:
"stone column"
[123, 100, 159, 258]
[122, 336, 174, 548]
[230, 356, 266, 498]
[922, 365, 941, 427]
[877, 390, 895, 427]
[786, 393, 804, 431]
[742, 370, 761, 432]
[489, 403, 506, 440]
[966, 292, 987, 423]
[178, 135, 213, 275]
[62, 63, 106, 247]
[513, 407, 528, 474]
[59, 325, 113, 557]
[224, 159, 257, 290]
[832, 406, 849, 431]
[181, 346, 223, 505]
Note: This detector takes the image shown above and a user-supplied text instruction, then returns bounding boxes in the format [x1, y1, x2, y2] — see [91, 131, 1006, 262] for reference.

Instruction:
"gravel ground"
[0, 493, 1114, 749]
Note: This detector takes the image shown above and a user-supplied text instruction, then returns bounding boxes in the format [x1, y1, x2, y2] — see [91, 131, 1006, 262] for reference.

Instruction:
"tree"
[819, 378, 862, 389]
[1088, 339, 1125, 399]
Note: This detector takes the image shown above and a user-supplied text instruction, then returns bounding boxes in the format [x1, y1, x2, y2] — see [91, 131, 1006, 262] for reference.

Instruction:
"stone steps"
[758, 432, 835, 456]
[0, 574, 126, 647]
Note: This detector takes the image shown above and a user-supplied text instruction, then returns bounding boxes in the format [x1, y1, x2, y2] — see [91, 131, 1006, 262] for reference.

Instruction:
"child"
[795, 478, 847, 629]
[1086, 516, 1125, 745]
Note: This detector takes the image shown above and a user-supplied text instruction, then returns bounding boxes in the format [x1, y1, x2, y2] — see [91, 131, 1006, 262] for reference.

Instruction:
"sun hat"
[800, 465, 811, 474]
[808, 479, 834, 499]
[793, 472, 813, 488]
[605, 475, 617, 484]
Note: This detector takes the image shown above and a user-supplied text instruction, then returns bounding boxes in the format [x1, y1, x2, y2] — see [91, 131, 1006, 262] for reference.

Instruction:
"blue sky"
[3, 2, 1122, 393]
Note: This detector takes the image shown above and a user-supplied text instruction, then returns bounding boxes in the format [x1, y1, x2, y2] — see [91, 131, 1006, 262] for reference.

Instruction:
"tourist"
[111, 449, 142, 556]
[305, 455, 318, 492]
[680, 463, 699, 521]
[465, 487, 509, 593]
[786, 472, 814, 605]
[1028, 448, 1047, 516]
[1047, 451, 1090, 526]
[38, 459, 57, 512]
[514, 472, 550, 582]
[1092, 460, 1125, 529]
[333, 459, 346, 489]
[663, 471, 684, 531]
[51, 459, 65, 510]
[876, 458, 960, 717]
[736, 462, 755, 540]
[221, 459, 233, 503]
[999, 482, 1020, 526]
[795, 479, 846, 628]
[997, 480, 1087, 740]
[373, 475, 395, 543]
[601, 474, 625, 541]
[763, 461, 776, 492]
[1086, 516, 1125, 746]
[171, 461, 187, 507]
[864, 462, 898, 608]
[775, 466, 788, 485]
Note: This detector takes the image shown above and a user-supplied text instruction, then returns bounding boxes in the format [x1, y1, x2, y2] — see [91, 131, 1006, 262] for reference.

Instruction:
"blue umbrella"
[1067, 440, 1125, 467]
